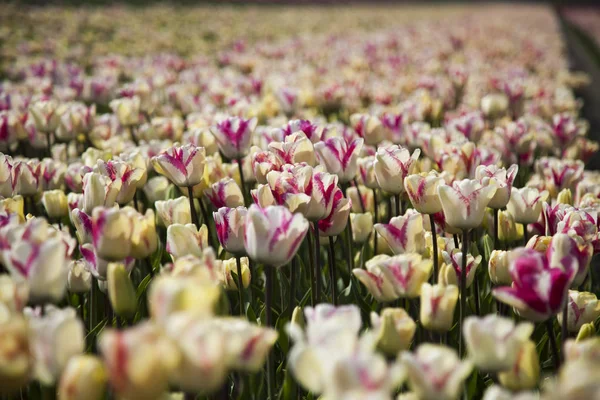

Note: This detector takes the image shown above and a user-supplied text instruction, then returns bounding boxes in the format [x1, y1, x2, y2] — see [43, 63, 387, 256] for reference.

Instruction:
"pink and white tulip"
[314, 137, 363, 184]
[213, 206, 247, 255]
[374, 145, 420, 195]
[151, 144, 206, 187]
[437, 179, 497, 231]
[211, 116, 257, 159]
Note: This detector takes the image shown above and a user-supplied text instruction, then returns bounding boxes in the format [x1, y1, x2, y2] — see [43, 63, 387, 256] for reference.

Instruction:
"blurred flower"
[155, 196, 192, 226]
[91, 207, 133, 261]
[488, 250, 512, 285]
[222, 257, 251, 290]
[109, 96, 140, 127]
[371, 308, 416, 355]
[498, 340, 539, 391]
[82, 172, 121, 214]
[557, 290, 600, 334]
[67, 260, 92, 293]
[439, 250, 482, 288]
[166, 223, 209, 259]
[420, 283, 459, 332]
[107, 263, 137, 318]
[29, 99, 62, 133]
[143, 176, 170, 203]
[350, 212, 373, 244]
[12, 160, 41, 196]
[211, 116, 257, 159]
[0, 315, 32, 394]
[205, 178, 244, 209]
[350, 113, 385, 146]
[58, 355, 107, 400]
[42, 189, 68, 219]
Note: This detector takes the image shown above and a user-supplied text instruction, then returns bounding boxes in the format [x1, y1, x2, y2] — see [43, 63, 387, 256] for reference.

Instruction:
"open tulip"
[251, 149, 282, 184]
[250, 184, 276, 208]
[557, 290, 600, 333]
[405, 171, 444, 215]
[374, 212, 426, 255]
[314, 137, 363, 183]
[95, 160, 144, 205]
[374, 145, 420, 195]
[152, 144, 206, 188]
[463, 315, 534, 372]
[437, 179, 497, 231]
[205, 178, 244, 209]
[71, 208, 93, 244]
[58, 355, 107, 400]
[420, 283, 459, 332]
[91, 207, 133, 261]
[371, 308, 416, 355]
[211, 116, 257, 159]
[213, 206, 247, 255]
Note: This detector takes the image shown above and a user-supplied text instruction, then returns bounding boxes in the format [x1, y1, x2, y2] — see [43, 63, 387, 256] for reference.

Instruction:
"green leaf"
[136, 273, 153, 300]
[482, 234, 494, 262]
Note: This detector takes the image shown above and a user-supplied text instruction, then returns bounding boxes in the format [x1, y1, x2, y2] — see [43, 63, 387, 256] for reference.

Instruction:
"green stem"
[429, 214, 438, 283]
[289, 257, 297, 318]
[187, 186, 200, 229]
[459, 229, 468, 357]
[373, 189, 378, 255]
[328, 236, 338, 305]
[264, 266, 275, 399]
[237, 157, 249, 206]
[546, 318, 561, 371]
[313, 224, 321, 304]
[236, 256, 245, 316]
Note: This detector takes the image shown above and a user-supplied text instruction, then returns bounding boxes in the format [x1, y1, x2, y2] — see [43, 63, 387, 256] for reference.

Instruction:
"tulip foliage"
[1, 4, 600, 400]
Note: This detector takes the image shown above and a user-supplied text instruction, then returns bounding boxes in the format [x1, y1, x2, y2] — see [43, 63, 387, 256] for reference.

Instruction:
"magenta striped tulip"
[210, 116, 257, 159]
[151, 144, 206, 187]
[314, 137, 363, 184]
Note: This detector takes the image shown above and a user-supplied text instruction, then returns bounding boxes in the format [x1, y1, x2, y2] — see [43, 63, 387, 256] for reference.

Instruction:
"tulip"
[213, 206, 247, 255]
[167, 223, 209, 261]
[109, 96, 140, 127]
[493, 248, 574, 322]
[12, 160, 41, 196]
[0, 275, 29, 315]
[143, 176, 170, 203]
[250, 184, 276, 208]
[205, 178, 244, 209]
[91, 207, 133, 261]
[40, 158, 66, 191]
[314, 137, 363, 183]
[557, 290, 600, 334]
[65, 162, 85, 193]
[107, 263, 137, 318]
[547, 233, 592, 287]
[481, 93, 509, 118]
[27, 306, 85, 385]
[507, 187, 549, 226]
[405, 172, 444, 215]
[439, 250, 482, 289]
[42, 189, 68, 219]
[99, 323, 180, 400]
[0, 153, 12, 198]
[476, 164, 518, 209]
[318, 187, 351, 237]
[29, 99, 62, 133]
[67, 259, 92, 293]
[346, 184, 373, 213]
[371, 308, 416, 355]
[564, 337, 600, 362]
[354, 253, 432, 301]
[222, 257, 251, 290]
[211, 116, 257, 159]
[350, 212, 373, 244]
[350, 113, 385, 146]
[268, 131, 316, 166]
[420, 283, 459, 332]
[374, 212, 426, 255]
[498, 340, 540, 390]
[251, 149, 283, 184]
[488, 250, 512, 285]
[576, 323, 595, 342]
[437, 179, 497, 231]
[401, 344, 473, 400]
[71, 208, 93, 244]
[557, 188, 573, 205]
[58, 355, 107, 400]
[307, 171, 339, 221]
[95, 160, 145, 205]
[82, 172, 121, 214]
[244, 204, 308, 268]
[525, 235, 552, 253]
[0, 196, 24, 222]
[80, 244, 134, 281]
[151, 144, 206, 188]
[357, 155, 379, 189]
[463, 315, 534, 372]
[155, 196, 192, 226]
[374, 144, 420, 195]
[150, 116, 185, 141]
[0, 315, 32, 394]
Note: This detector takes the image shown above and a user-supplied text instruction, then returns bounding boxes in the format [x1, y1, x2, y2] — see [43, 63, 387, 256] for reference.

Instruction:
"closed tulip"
[476, 164, 518, 209]
[314, 137, 363, 183]
[437, 179, 497, 231]
[27, 306, 85, 385]
[128, 208, 158, 259]
[371, 308, 416, 355]
[547, 233, 593, 287]
[405, 172, 444, 215]
[58, 355, 107, 400]
[354, 253, 432, 301]
[143, 176, 170, 203]
[109, 96, 140, 127]
[374, 145, 420, 195]
[211, 116, 257, 159]
[213, 206, 247, 255]
[318, 187, 351, 237]
[107, 263, 137, 318]
[557, 290, 600, 333]
[205, 178, 244, 209]
[346, 184, 374, 213]
[0, 315, 32, 394]
[357, 156, 379, 189]
[350, 113, 385, 146]
[420, 283, 459, 332]
[99, 323, 180, 400]
[155, 197, 192, 226]
[0, 153, 13, 198]
[498, 340, 539, 390]
[82, 172, 121, 214]
[222, 257, 251, 290]
[70, 208, 93, 244]
[374, 212, 426, 255]
[152, 144, 206, 187]
[488, 250, 512, 285]
[166, 223, 209, 259]
[401, 344, 473, 400]
[12, 160, 41, 196]
[250, 184, 276, 208]
[507, 187, 549, 225]
[463, 315, 533, 372]
[350, 212, 373, 244]
[42, 189, 68, 219]
[91, 207, 133, 261]
[245, 205, 309, 267]
[67, 260, 92, 293]
[95, 160, 145, 205]
[439, 250, 482, 288]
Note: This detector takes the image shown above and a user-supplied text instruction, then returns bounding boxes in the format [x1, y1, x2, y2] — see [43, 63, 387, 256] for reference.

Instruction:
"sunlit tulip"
[29, 99, 62, 133]
[405, 172, 444, 214]
[318, 187, 351, 237]
[251, 149, 283, 185]
[155, 196, 192, 226]
[437, 179, 497, 230]
[371, 308, 416, 355]
[507, 187, 549, 225]
[314, 137, 363, 183]
[67, 260, 92, 293]
[27, 306, 85, 385]
[547, 233, 592, 287]
[65, 162, 84, 193]
[12, 160, 41, 196]
[213, 206, 247, 254]
[251, 184, 276, 208]
[143, 176, 170, 203]
[244, 205, 308, 267]
[401, 344, 473, 400]
[476, 164, 518, 209]
[493, 248, 574, 322]
[354, 253, 432, 301]
[439, 250, 482, 288]
[488, 250, 512, 285]
[99, 323, 180, 400]
[350, 212, 373, 244]
[557, 290, 600, 333]
[58, 355, 107, 400]
[107, 263, 137, 318]
[374, 145, 420, 195]
[205, 178, 244, 208]
[420, 283, 459, 332]
[268, 131, 316, 166]
[91, 207, 133, 261]
[222, 257, 251, 290]
[0, 196, 24, 221]
[95, 159, 144, 205]
[306, 171, 339, 220]
[350, 113, 385, 146]
[463, 315, 533, 372]
[0, 315, 32, 394]
[557, 188, 573, 205]
[152, 144, 206, 187]
[42, 189, 68, 219]
[166, 223, 209, 259]
[525, 235, 552, 253]
[109, 96, 140, 127]
[71, 208, 92, 244]
[212, 115, 258, 154]
[82, 172, 121, 214]
[357, 156, 379, 189]
[498, 340, 540, 390]
[576, 323, 596, 342]
[374, 212, 426, 255]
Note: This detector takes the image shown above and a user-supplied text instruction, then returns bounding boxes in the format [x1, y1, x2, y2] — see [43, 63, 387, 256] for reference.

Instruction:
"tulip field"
[2, 3, 600, 400]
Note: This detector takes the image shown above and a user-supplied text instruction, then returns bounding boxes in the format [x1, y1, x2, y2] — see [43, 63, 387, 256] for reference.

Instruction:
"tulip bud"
[58, 355, 107, 400]
[222, 257, 251, 290]
[42, 190, 69, 219]
[129, 209, 158, 259]
[438, 179, 497, 230]
[143, 176, 170, 203]
[291, 306, 305, 329]
[152, 144, 206, 188]
[525, 235, 552, 253]
[405, 172, 444, 214]
[166, 223, 209, 259]
[107, 263, 137, 318]
[498, 210, 519, 242]
[205, 178, 244, 209]
[498, 340, 539, 390]
[67, 260, 92, 293]
[576, 323, 595, 342]
[350, 213, 373, 244]
[507, 187, 549, 225]
[557, 188, 573, 205]
[91, 207, 133, 261]
[371, 308, 416, 356]
[211, 116, 258, 159]
[557, 291, 600, 333]
[0, 315, 32, 395]
[488, 250, 512, 285]
[374, 145, 420, 195]
[420, 283, 459, 332]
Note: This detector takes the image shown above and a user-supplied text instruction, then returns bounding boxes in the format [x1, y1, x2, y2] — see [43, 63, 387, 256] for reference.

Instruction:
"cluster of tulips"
[1, 3, 600, 400]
